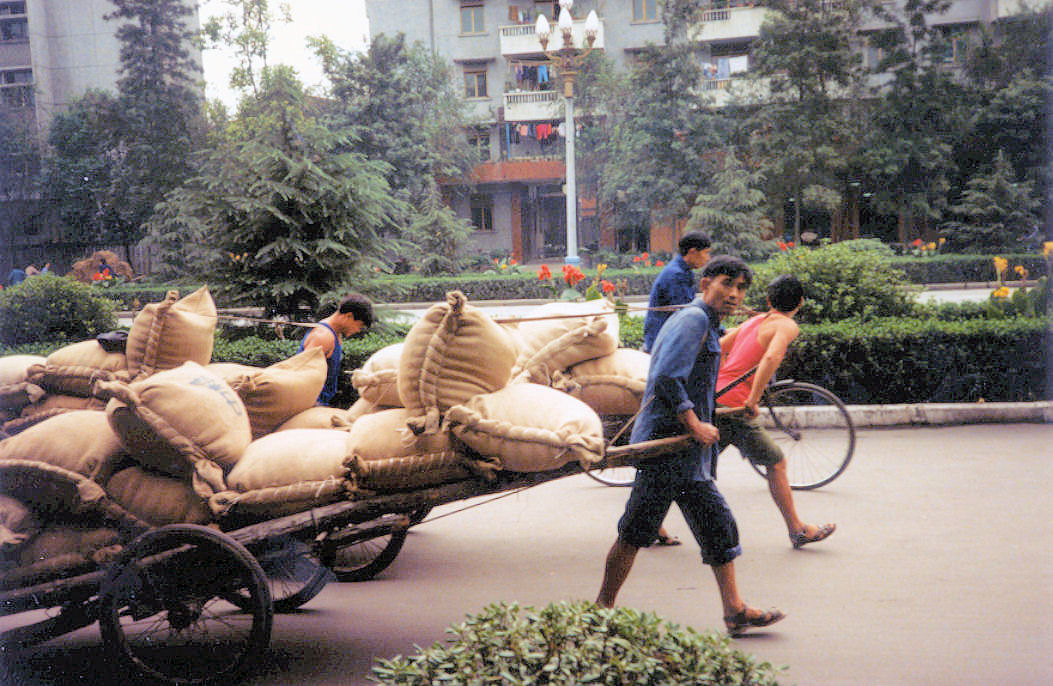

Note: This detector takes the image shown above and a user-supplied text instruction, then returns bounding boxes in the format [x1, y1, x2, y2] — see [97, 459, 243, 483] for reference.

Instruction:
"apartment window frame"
[468, 131, 491, 162]
[632, 0, 659, 23]
[0, 2, 26, 16]
[460, 1, 486, 35]
[933, 27, 969, 66]
[0, 16, 27, 41]
[470, 194, 494, 232]
[464, 64, 488, 99]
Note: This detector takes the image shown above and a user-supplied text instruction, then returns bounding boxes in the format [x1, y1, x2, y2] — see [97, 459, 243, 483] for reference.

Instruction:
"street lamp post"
[535, 0, 599, 266]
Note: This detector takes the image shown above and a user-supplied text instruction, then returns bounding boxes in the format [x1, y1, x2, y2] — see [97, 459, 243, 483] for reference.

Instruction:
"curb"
[806, 401, 1053, 428]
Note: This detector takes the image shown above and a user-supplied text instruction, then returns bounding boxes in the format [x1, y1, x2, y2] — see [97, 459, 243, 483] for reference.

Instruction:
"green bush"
[781, 316, 1049, 403]
[0, 274, 117, 347]
[748, 242, 918, 324]
[888, 253, 1048, 284]
[371, 601, 782, 685]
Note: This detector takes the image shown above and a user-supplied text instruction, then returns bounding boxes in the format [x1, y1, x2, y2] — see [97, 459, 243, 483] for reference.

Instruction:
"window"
[464, 65, 488, 98]
[461, 1, 485, 34]
[1, 17, 27, 41]
[470, 194, 494, 232]
[469, 132, 491, 162]
[1, 68, 32, 108]
[0, 2, 26, 16]
[535, 1, 555, 19]
[633, 0, 658, 22]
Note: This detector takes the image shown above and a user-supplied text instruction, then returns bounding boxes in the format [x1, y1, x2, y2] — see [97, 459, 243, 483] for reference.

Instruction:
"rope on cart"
[407, 485, 537, 527]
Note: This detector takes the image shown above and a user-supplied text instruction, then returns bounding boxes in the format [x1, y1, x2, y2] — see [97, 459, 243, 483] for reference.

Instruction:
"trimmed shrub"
[0, 274, 117, 347]
[781, 316, 1049, 403]
[748, 242, 917, 324]
[370, 601, 782, 685]
[889, 253, 1048, 284]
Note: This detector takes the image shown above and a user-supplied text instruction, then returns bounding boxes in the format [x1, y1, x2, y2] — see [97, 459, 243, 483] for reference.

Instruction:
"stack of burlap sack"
[0, 287, 649, 584]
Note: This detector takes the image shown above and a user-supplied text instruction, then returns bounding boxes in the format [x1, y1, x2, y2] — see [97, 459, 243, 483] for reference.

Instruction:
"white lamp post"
[535, 0, 599, 266]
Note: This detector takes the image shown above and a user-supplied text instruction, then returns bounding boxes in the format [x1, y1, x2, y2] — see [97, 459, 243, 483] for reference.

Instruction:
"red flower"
[911, 238, 923, 247]
[633, 255, 642, 263]
[538, 265, 552, 280]
[787, 241, 795, 248]
[641, 252, 649, 260]
[91, 272, 104, 281]
[601, 280, 616, 294]
[778, 241, 788, 251]
[509, 258, 518, 265]
[655, 259, 665, 267]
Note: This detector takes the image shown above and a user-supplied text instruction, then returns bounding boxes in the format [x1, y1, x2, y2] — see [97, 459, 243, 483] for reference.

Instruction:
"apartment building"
[0, 0, 201, 273]
[366, 0, 1045, 260]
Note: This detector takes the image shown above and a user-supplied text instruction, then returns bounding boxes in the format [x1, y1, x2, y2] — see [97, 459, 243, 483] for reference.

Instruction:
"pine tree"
[686, 151, 776, 261]
[940, 151, 1041, 253]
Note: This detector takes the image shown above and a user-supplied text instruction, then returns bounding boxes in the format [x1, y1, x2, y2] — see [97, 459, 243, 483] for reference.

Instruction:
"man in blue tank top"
[299, 293, 374, 406]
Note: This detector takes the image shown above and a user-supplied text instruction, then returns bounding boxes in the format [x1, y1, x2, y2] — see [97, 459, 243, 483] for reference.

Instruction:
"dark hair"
[338, 292, 374, 329]
[678, 231, 712, 256]
[701, 254, 752, 287]
[766, 274, 804, 312]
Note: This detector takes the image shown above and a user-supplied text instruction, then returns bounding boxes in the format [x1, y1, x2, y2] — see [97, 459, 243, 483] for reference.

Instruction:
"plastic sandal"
[724, 608, 786, 636]
[789, 523, 836, 549]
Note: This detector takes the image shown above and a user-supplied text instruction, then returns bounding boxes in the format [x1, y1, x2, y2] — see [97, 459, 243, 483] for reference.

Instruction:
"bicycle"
[588, 377, 855, 491]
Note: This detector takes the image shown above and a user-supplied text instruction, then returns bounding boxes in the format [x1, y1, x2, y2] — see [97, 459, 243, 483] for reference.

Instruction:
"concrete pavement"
[3, 423, 1050, 686]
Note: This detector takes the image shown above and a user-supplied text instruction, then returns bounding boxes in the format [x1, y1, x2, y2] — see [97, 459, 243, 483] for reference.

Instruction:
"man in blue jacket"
[642, 231, 711, 354]
[596, 256, 785, 636]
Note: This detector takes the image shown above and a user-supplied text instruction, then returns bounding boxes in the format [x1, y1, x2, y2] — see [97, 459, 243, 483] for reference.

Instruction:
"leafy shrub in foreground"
[371, 600, 782, 685]
[0, 274, 117, 346]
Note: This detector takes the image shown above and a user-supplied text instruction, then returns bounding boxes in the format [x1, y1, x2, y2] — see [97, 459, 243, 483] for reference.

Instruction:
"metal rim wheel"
[98, 524, 273, 686]
[754, 381, 856, 490]
[233, 535, 331, 613]
[325, 528, 407, 583]
[584, 463, 637, 487]
[407, 506, 433, 525]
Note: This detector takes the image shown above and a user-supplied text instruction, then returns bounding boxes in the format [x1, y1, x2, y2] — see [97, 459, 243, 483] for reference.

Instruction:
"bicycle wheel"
[754, 382, 855, 490]
[585, 463, 637, 487]
[233, 535, 331, 613]
[98, 524, 273, 686]
[324, 528, 408, 582]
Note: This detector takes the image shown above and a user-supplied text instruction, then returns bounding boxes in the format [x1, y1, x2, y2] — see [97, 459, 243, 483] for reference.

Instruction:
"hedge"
[888, 253, 1048, 285]
[780, 316, 1050, 404]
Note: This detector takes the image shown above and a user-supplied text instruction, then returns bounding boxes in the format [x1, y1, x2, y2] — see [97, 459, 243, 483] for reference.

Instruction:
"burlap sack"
[398, 291, 517, 434]
[210, 429, 353, 516]
[0, 355, 46, 386]
[27, 364, 128, 399]
[0, 410, 126, 482]
[0, 460, 108, 518]
[206, 347, 327, 438]
[444, 383, 604, 472]
[0, 494, 38, 553]
[0, 382, 45, 412]
[347, 408, 453, 462]
[351, 343, 403, 407]
[3, 409, 72, 436]
[274, 405, 354, 432]
[105, 466, 211, 526]
[20, 393, 107, 417]
[17, 524, 121, 568]
[46, 339, 127, 371]
[125, 286, 217, 379]
[561, 349, 651, 416]
[97, 362, 250, 491]
[510, 301, 620, 385]
[346, 451, 499, 493]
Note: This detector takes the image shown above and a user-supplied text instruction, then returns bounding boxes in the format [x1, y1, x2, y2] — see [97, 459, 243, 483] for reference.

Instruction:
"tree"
[741, 0, 868, 244]
[201, 0, 291, 99]
[146, 68, 398, 318]
[685, 150, 776, 261]
[0, 107, 44, 263]
[314, 33, 479, 273]
[940, 150, 1041, 253]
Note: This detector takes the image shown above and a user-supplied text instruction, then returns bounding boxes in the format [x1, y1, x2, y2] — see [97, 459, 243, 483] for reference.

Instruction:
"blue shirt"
[299, 322, 343, 406]
[642, 254, 697, 353]
[631, 298, 724, 482]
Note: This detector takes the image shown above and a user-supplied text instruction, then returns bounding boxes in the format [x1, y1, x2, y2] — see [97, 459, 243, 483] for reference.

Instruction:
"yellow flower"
[938, 237, 946, 245]
[596, 263, 608, 276]
[926, 242, 936, 251]
[1044, 241, 1053, 258]
[991, 286, 1010, 299]
[993, 256, 1008, 278]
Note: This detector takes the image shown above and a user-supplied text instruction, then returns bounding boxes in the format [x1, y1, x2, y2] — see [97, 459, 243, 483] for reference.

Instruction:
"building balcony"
[503, 89, 560, 122]
[688, 6, 769, 43]
[499, 17, 606, 57]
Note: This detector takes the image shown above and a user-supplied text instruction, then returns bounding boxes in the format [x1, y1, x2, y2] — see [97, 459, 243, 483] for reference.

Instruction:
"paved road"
[3, 423, 1050, 685]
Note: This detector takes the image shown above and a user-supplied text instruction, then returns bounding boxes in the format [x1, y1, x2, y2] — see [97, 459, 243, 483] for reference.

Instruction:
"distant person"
[716, 274, 835, 549]
[642, 231, 712, 354]
[6, 267, 27, 287]
[298, 293, 374, 406]
[596, 256, 786, 637]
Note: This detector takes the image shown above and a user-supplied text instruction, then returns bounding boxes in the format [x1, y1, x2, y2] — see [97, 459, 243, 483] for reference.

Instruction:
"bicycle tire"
[753, 381, 855, 490]
[584, 464, 637, 487]
[324, 527, 408, 582]
[233, 535, 331, 613]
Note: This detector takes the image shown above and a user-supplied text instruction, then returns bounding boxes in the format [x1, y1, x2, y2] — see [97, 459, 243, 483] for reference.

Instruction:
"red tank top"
[717, 314, 768, 407]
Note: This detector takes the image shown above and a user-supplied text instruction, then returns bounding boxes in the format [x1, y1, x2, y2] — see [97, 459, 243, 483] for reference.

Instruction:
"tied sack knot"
[405, 407, 442, 436]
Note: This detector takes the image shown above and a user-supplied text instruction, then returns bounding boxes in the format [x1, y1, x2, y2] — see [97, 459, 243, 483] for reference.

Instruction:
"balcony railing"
[499, 17, 605, 57]
[503, 90, 560, 122]
[688, 6, 767, 42]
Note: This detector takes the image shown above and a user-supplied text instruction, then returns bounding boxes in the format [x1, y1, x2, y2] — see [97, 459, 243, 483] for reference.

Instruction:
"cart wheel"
[325, 528, 408, 582]
[408, 506, 433, 525]
[233, 535, 331, 613]
[98, 524, 273, 686]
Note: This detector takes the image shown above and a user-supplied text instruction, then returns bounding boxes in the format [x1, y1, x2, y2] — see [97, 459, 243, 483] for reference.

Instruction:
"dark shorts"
[716, 410, 785, 468]
[617, 469, 742, 567]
